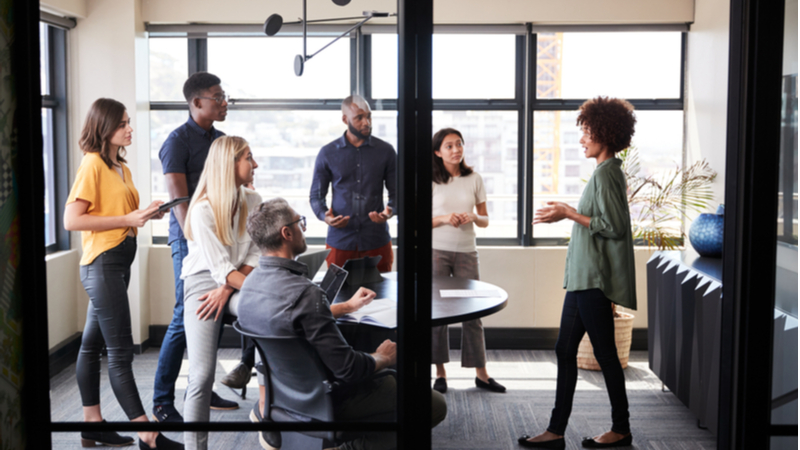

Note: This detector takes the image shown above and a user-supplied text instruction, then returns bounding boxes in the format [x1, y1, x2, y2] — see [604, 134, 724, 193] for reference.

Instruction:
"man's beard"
[348, 120, 371, 140]
[293, 238, 308, 257]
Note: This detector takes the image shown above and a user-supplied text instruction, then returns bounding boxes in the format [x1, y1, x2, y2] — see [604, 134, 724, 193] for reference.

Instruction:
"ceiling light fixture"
[264, 0, 394, 76]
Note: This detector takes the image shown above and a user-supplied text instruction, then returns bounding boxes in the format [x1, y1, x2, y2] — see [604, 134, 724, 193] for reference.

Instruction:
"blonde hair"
[184, 136, 250, 246]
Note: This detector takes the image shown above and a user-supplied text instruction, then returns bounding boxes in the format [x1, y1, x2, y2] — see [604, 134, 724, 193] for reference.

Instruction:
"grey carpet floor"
[49, 348, 715, 449]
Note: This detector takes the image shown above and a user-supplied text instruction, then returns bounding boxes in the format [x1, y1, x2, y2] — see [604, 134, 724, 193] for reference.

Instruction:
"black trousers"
[547, 289, 630, 436]
[76, 236, 146, 420]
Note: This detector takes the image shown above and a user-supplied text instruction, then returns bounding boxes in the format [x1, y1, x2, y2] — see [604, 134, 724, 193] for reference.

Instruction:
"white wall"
[141, 0, 692, 25]
[40, 0, 87, 18]
[147, 246, 653, 329]
[45, 250, 85, 348]
[685, 0, 731, 207]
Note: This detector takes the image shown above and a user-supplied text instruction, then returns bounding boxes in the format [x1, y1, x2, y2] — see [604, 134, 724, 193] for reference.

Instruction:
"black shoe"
[475, 377, 506, 393]
[250, 400, 282, 450]
[210, 391, 239, 410]
[433, 377, 447, 393]
[138, 433, 184, 450]
[80, 420, 135, 447]
[152, 404, 183, 423]
[581, 434, 633, 448]
[517, 435, 565, 449]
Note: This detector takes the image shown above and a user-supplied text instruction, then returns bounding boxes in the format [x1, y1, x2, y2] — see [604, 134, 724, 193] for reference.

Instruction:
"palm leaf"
[620, 147, 717, 250]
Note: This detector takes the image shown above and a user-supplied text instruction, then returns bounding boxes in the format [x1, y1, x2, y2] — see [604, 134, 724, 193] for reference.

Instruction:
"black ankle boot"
[138, 433, 185, 450]
[80, 420, 135, 447]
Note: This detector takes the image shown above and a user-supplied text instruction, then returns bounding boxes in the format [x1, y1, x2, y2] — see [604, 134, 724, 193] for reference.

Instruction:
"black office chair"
[232, 321, 394, 448]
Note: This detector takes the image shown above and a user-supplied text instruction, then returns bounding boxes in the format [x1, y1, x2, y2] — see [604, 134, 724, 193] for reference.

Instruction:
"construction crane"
[533, 33, 563, 194]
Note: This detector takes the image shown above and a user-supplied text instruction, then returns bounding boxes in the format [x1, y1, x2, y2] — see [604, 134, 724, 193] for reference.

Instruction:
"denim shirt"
[563, 158, 637, 310]
[237, 256, 376, 384]
[159, 116, 225, 245]
[310, 133, 397, 251]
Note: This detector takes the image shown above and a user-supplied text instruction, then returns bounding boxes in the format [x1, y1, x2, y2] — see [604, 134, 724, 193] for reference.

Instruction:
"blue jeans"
[547, 289, 630, 436]
[153, 239, 189, 406]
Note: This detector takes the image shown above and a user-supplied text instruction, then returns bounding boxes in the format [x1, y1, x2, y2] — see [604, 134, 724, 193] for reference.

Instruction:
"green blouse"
[563, 157, 637, 310]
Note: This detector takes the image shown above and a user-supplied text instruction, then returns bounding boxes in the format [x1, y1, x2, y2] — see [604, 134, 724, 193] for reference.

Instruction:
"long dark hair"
[79, 98, 128, 169]
[432, 128, 473, 184]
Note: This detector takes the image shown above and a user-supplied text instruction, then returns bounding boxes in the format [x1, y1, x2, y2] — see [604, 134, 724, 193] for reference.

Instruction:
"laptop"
[319, 264, 348, 303]
[296, 249, 331, 280]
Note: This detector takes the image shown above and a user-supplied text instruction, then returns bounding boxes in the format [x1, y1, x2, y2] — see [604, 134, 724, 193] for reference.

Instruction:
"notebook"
[337, 298, 397, 329]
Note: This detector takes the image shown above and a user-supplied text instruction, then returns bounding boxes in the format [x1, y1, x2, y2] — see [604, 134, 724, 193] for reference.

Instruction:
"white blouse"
[431, 172, 487, 253]
[181, 189, 262, 286]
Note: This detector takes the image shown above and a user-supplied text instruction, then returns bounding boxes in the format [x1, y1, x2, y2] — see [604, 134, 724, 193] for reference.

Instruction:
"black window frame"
[147, 24, 688, 248]
[525, 28, 688, 246]
[40, 13, 73, 254]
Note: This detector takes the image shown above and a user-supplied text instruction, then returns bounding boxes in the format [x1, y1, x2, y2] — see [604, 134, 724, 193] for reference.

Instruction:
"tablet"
[319, 264, 348, 303]
[158, 196, 190, 212]
[342, 255, 383, 286]
[296, 249, 331, 280]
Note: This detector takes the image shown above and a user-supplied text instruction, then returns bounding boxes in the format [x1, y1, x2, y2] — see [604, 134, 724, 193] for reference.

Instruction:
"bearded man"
[310, 94, 397, 272]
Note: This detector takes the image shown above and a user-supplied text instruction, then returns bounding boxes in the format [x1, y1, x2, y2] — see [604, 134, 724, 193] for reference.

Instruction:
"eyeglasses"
[196, 94, 230, 105]
[285, 216, 307, 230]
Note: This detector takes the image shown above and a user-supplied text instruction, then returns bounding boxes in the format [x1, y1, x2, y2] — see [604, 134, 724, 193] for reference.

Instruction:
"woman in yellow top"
[64, 98, 183, 450]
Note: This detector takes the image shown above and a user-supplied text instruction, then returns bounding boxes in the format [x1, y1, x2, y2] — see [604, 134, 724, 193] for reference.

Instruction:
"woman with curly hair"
[518, 97, 637, 449]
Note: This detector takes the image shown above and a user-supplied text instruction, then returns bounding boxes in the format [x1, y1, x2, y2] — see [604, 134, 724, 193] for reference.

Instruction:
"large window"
[370, 33, 521, 241]
[40, 20, 70, 253]
[148, 27, 686, 246]
[530, 31, 685, 243]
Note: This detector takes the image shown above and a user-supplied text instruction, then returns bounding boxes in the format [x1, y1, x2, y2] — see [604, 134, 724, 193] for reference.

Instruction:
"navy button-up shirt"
[159, 116, 225, 244]
[310, 133, 397, 251]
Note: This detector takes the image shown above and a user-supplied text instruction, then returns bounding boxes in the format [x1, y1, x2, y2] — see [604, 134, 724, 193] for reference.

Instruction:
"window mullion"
[188, 36, 208, 76]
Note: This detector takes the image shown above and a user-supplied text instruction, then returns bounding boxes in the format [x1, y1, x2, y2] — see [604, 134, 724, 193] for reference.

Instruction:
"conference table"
[333, 272, 509, 327]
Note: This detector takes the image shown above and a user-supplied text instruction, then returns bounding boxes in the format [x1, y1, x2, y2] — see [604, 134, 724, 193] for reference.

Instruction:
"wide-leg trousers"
[430, 249, 487, 368]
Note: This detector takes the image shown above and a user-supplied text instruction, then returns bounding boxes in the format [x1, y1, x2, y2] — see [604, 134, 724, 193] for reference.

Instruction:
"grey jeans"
[431, 249, 487, 368]
[182, 272, 241, 450]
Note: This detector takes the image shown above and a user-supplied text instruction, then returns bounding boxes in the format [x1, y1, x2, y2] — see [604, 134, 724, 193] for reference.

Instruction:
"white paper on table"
[439, 289, 501, 298]
[338, 298, 397, 328]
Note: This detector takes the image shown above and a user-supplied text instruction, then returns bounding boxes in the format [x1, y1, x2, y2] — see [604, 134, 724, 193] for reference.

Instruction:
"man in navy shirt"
[310, 95, 397, 272]
[153, 72, 238, 422]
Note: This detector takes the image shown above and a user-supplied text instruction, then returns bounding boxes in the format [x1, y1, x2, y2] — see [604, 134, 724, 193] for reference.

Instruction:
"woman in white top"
[430, 128, 506, 395]
[181, 136, 261, 450]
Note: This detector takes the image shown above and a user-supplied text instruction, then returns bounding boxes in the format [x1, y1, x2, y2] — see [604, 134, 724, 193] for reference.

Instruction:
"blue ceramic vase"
[689, 205, 724, 257]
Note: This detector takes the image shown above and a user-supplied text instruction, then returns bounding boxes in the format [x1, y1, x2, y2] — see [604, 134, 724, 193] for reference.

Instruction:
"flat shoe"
[251, 401, 282, 450]
[475, 377, 506, 393]
[80, 420, 135, 447]
[581, 434, 633, 448]
[138, 433, 184, 450]
[220, 361, 252, 389]
[210, 391, 239, 410]
[433, 377, 447, 393]
[517, 435, 565, 449]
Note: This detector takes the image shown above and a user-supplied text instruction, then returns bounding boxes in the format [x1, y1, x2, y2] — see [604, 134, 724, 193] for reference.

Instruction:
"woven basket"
[576, 311, 635, 371]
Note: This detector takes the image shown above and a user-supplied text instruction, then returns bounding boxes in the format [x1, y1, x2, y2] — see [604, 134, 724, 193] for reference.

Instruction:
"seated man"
[239, 198, 447, 450]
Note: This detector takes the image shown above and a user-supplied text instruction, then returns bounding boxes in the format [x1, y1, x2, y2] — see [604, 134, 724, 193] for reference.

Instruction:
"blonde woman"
[180, 136, 261, 450]
[64, 98, 182, 450]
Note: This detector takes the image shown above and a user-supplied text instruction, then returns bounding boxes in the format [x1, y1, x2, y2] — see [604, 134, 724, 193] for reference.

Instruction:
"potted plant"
[577, 147, 717, 370]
